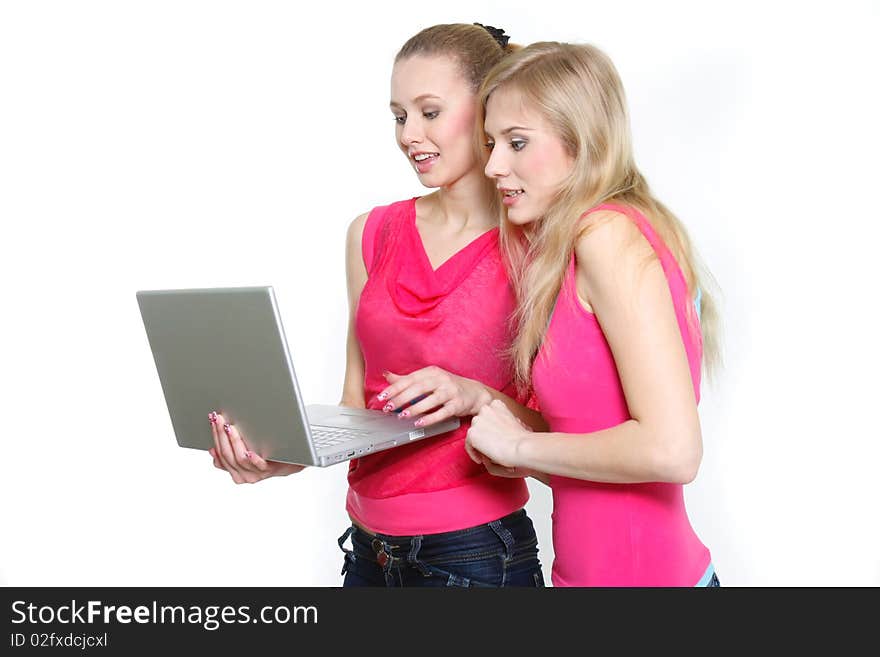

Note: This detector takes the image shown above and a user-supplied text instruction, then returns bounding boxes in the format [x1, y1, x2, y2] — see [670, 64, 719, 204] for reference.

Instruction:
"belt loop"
[337, 525, 355, 554]
[489, 519, 515, 562]
[408, 536, 432, 577]
[337, 525, 356, 576]
[407, 536, 421, 562]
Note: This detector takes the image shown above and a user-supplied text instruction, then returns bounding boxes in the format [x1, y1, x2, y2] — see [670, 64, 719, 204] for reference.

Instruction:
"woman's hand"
[464, 408, 548, 482]
[465, 444, 541, 479]
[208, 411, 306, 484]
[377, 367, 492, 427]
[465, 399, 533, 469]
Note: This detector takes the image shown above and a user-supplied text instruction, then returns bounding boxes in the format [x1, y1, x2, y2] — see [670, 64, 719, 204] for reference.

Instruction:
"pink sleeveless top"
[346, 197, 529, 535]
[531, 203, 710, 586]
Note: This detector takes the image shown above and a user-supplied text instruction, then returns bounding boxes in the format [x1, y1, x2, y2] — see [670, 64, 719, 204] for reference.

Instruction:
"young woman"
[466, 41, 721, 587]
[208, 24, 547, 587]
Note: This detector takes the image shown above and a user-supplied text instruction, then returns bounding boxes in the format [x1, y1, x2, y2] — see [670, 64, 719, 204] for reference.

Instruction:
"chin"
[505, 208, 539, 227]
[415, 167, 450, 188]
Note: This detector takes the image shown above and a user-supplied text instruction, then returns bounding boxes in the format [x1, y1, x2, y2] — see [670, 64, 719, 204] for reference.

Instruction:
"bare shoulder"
[345, 211, 373, 263]
[574, 209, 654, 279]
[347, 211, 371, 244]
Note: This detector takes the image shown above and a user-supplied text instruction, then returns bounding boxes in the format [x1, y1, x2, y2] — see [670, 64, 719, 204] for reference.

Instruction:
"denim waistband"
[338, 509, 533, 571]
[353, 509, 527, 544]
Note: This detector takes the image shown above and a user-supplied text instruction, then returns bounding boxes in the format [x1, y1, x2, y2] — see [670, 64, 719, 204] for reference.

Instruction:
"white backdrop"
[1, 0, 877, 586]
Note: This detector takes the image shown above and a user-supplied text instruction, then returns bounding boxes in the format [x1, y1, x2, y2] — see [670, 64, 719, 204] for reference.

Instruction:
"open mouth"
[412, 152, 439, 162]
[500, 188, 525, 206]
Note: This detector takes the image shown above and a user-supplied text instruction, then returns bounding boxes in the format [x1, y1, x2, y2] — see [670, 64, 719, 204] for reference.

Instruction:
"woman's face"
[484, 86, 575, 225]
[390, 55, 480, 187]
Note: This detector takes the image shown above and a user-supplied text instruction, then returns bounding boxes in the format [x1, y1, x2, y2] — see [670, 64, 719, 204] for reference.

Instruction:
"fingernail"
[223, 423, 231, 435]
[209, 412, 217, 423]
[377, 391, 388, 401]
[245, 451, 252, 459]
[382, 403, 394, 413]
[398, 410, 410, 419]
[414, 418, 424, 427]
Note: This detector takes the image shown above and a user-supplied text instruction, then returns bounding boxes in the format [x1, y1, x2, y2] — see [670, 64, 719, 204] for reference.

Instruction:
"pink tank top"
[531, 203, 710, 586]
[346, 198, 529, 535]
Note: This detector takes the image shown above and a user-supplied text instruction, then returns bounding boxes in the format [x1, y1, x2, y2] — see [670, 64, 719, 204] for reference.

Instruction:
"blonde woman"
[465, 42, 721, 586]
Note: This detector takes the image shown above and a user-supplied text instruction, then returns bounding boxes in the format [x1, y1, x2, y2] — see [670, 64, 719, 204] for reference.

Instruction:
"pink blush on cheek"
[522, 148, 553, 179]
[440, 105, 478, 147]
[519, 141, 574, 192]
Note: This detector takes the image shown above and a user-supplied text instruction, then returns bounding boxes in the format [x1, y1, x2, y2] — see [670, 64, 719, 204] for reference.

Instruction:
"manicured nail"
[223, 423, 231, 435]
[398, 410, 410, 419]
[209, 412, 217, 423]
[414, 419, 424, 427]
[382, 403, 394, 413]
[377, 391, 389, 401]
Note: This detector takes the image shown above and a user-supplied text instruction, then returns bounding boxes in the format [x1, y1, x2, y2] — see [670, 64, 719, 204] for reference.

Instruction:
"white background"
[1, 0, 877, 586]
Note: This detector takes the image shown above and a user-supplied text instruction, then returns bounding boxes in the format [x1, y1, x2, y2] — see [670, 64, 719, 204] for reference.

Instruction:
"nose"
[400, 117, 424, 146]
[484, 146, 508, 179]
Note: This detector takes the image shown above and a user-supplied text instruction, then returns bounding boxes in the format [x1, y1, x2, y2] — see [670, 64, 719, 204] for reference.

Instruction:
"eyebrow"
[484, 126, 535, 138]
[389, 94, 442, 109]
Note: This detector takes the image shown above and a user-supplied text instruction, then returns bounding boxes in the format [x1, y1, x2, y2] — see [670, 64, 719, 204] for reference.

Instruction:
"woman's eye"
[484, 141, 495, 150]
[423, 111, 439, 120]
[511, 139, 526, 152]
[393, 115, 406, 125]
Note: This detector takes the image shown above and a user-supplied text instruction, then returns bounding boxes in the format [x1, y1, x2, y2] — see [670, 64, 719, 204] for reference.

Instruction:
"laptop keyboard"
[310, 426, 372, 448]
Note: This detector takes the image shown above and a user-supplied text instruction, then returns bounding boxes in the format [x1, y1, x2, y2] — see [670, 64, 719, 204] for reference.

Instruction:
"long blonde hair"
[479, 42, 721, 392]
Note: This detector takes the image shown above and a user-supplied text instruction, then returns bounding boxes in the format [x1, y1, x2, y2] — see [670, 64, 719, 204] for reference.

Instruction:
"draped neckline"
[387, 197, 501, 318]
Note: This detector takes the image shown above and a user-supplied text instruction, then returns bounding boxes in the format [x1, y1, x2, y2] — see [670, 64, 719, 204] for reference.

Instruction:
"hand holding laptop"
[207, 411, 305, 485]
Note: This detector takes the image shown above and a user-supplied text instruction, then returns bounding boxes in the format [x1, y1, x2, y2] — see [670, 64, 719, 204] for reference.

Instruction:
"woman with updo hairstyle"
[208, 24, 547, 588]
[467, 41, 722, 586]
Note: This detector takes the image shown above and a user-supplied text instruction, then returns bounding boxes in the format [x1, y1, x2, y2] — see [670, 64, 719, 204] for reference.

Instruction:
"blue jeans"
[697, 563, 721, 587]
[338, 509, 545, 587]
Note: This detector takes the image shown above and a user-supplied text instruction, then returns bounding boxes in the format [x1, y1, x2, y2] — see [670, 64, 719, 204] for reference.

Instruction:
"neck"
[429, 168, 496, 232]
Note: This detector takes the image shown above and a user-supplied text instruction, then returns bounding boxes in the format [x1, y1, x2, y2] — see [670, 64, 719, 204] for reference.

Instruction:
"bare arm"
[340, 212, 369, 409]
[468, 211, 702, 485]
[529, 471, 551, 485]
[481, 387, 548, 433]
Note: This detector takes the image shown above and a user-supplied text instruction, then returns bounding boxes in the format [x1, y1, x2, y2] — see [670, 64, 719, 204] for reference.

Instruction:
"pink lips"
[500, 189, 524, 207]
[412, 152, 439, 174]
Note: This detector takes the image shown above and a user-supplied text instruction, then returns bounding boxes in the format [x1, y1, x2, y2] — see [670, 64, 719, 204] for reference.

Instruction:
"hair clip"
[474, 23, 510, 49]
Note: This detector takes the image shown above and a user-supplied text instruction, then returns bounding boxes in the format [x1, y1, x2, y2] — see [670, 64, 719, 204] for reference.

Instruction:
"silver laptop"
[136, 286, 459, 466]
